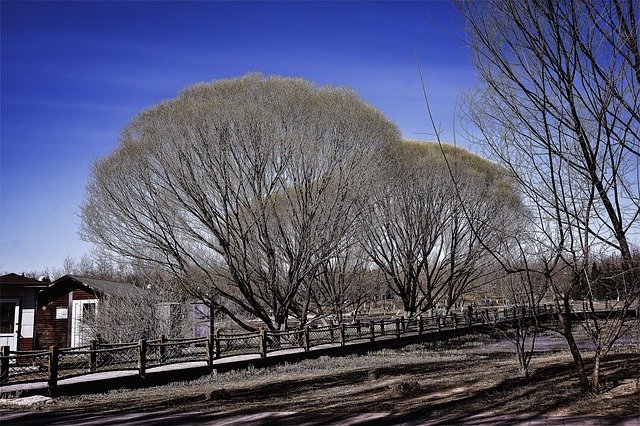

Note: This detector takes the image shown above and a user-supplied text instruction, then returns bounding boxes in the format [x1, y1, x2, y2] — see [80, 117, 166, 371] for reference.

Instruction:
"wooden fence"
[0, 303, 574, 387]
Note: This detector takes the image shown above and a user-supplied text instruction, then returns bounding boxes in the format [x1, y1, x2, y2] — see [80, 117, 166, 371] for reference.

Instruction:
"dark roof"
[0, 273, 49, 288]
[37, 275, 142, 307]
[65, 275, 136, 296]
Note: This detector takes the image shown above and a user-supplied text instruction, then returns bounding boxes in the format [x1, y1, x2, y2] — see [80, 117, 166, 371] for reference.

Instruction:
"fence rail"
[1, 303, 627, 387]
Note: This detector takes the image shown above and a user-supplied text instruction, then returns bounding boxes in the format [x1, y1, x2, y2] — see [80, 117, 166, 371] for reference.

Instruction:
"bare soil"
[2, 329, 639, 424]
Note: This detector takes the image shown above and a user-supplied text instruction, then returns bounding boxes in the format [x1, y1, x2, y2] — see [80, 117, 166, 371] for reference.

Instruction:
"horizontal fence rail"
[0, 304, 632, 387]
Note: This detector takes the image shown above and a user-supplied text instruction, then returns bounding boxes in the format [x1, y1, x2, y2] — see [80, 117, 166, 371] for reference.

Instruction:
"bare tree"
[81, 74, 401, 332]
[360, 140, 521, 318]
[310, 241, 371, 323]
[85, 279, 168, 343]
[491, 266, 548, 378]
[458, 0, 640, 392]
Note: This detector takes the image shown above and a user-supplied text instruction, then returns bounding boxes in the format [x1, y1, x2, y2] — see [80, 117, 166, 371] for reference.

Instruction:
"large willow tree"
[82, 74, 401, 331]
[360, 140, 523, 318]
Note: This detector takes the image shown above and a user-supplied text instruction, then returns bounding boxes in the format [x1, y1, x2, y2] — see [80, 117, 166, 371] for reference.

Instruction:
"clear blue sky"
[1, 1, 475, 273]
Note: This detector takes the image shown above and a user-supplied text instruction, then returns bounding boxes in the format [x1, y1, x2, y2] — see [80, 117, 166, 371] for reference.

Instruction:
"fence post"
[356, 320, 361, 337]
[418, 316, 424, 335]
[259, 328, 267, 358]
[340, 322, 346, 346]
[48, 346, 58, 388]
[437, 315, 442, 332]
[329, 322, 335, 342]
[89, 340, 97, 372]
[380, 320, 385, 336]
[214, 329, 221, 359]
[206, 333, 214, 365]
[159, 335, 166, 364]
[304, 326, 310, 352]
[395, 318, 401, 338]
[1, 346, 9, 384]
[369, 321, 375, 342]
[138, 339, 147, 377]
[453, 313, 458, 329]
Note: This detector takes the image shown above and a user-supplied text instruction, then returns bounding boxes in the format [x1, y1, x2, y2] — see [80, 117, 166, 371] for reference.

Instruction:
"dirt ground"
[2, 329, 639, 424]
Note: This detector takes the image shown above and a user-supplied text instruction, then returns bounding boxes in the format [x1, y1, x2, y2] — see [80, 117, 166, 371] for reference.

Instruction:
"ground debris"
[205, 388, 231, 401]
[389, 380, 421, 393]
[0, 395, 52, 407]
[368, 369, 381, 381]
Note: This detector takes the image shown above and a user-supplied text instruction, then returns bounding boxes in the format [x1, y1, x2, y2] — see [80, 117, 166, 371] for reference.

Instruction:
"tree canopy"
[360, 139, 523, 317]
[82, 73, 401, 331]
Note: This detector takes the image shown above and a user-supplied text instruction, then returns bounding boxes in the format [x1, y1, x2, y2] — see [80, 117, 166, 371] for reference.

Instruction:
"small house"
[0, 273, 50, 351]
[36, 275, 134, 348]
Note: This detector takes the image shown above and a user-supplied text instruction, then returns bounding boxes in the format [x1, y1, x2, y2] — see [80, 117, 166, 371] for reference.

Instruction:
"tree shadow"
[4, 353, 638, 425]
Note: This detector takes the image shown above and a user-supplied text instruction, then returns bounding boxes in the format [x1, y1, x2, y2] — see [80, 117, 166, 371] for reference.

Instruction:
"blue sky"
[1, 1, 475, 273]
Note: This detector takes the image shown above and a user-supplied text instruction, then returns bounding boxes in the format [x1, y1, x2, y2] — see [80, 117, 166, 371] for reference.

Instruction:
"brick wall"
[72, 289, 97, 301]
[35, 294, 70, 349]
[17, 338, 34, 351]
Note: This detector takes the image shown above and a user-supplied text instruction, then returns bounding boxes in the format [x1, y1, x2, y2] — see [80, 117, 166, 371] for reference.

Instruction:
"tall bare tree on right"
[458, 0, 640, 392]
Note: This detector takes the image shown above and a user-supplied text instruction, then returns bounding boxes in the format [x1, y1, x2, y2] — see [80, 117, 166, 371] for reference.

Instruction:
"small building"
[36, 275, 134, 348]
[0, 273, 50, 351]
[156, 300, 212, 339]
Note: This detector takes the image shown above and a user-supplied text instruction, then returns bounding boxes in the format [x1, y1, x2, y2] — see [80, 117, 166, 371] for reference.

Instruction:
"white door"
[0, 298, 20, 351]
[71, 299, 98, 347]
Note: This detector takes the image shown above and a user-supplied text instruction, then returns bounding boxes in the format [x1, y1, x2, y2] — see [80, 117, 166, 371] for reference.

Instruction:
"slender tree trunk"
[516, 339, 529, 378]
[567, 334, 590, 391]
[558, 297, 591, 392]
[208, 303, 215, 334]
[591, 348, 602, 393]
[563, 319, 590, 392]
[515, 325, 529, 378]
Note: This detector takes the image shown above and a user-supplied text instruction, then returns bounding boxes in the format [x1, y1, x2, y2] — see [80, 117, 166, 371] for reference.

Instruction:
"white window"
[0, 301, 17, 333]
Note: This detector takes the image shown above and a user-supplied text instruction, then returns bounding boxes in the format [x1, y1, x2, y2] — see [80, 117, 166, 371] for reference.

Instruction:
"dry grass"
[6, 331, 640, 422]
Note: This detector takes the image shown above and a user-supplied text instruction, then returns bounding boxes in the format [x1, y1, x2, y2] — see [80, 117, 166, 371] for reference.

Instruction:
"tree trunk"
[517, 348, 529, 378]
[558, 298, 591, 392]
[590, 349, 602, 393]
[565, 330, 590, 392]
[208, 304, 215, 334]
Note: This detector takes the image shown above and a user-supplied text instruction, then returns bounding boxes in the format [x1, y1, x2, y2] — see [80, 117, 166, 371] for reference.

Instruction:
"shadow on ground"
[2, 353, 638, 425]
